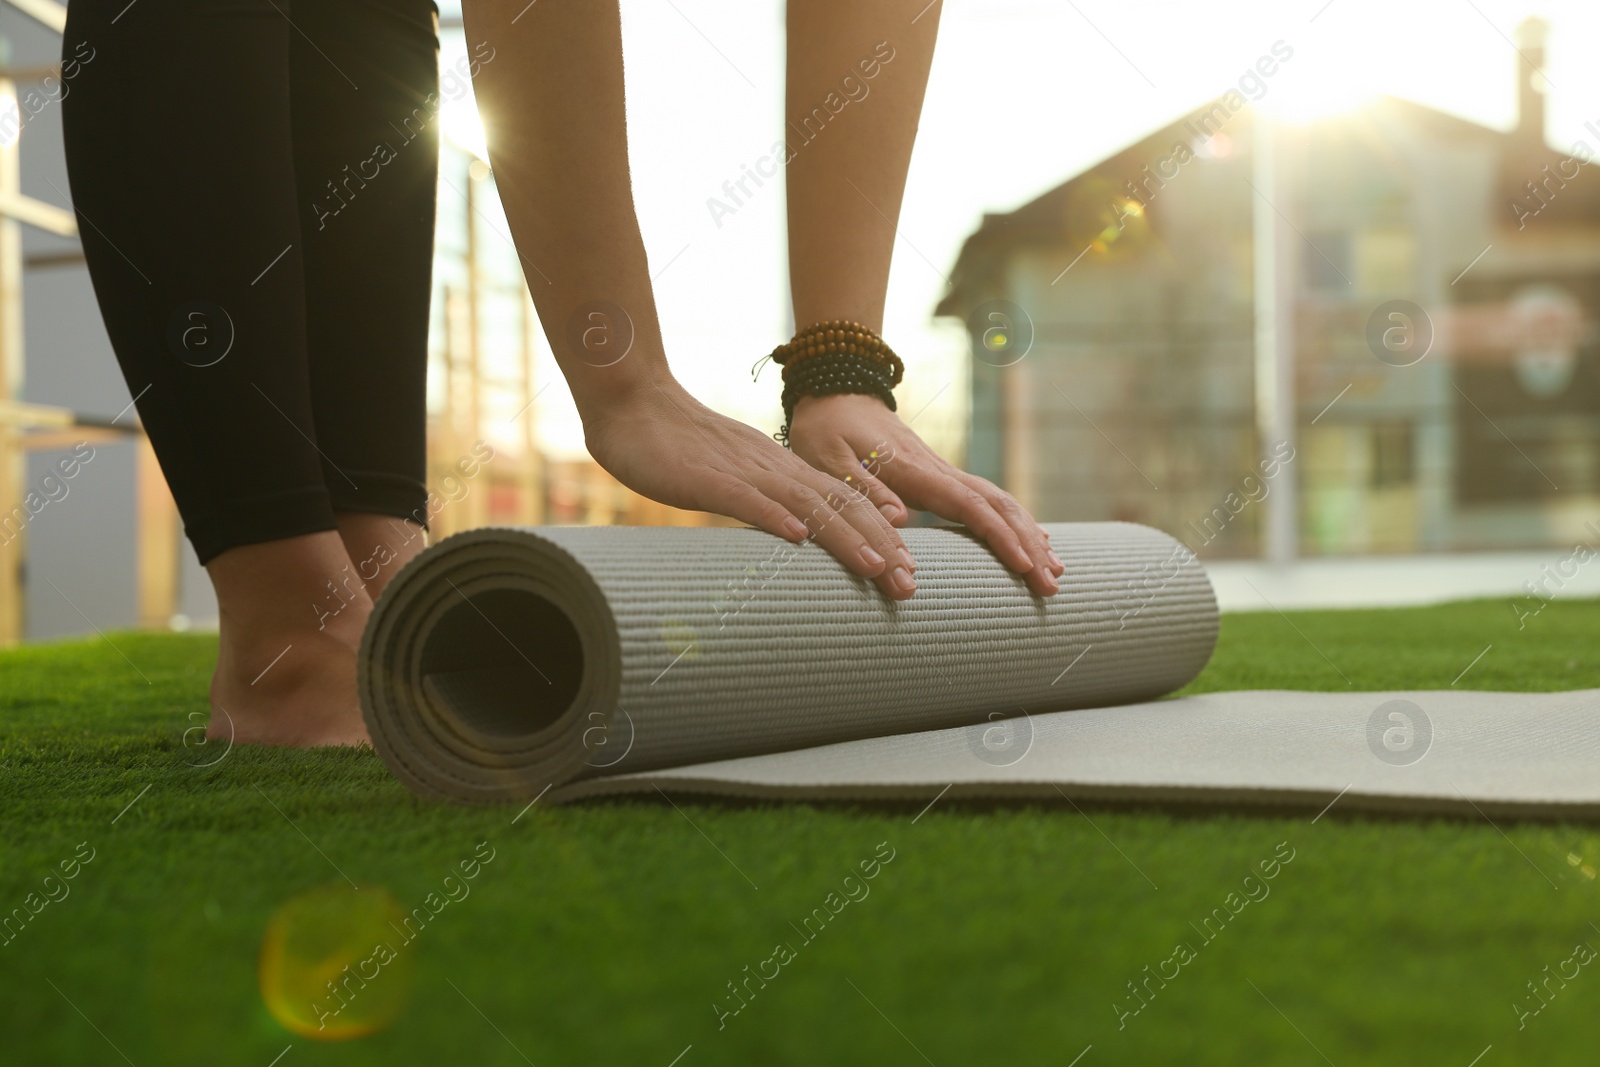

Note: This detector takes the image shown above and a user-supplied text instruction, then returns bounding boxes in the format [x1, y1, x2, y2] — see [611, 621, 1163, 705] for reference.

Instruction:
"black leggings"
[62, 0, 440, 564]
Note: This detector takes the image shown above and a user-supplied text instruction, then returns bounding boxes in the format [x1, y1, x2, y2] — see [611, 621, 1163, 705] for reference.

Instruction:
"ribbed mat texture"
[359, 522, 1217, 803]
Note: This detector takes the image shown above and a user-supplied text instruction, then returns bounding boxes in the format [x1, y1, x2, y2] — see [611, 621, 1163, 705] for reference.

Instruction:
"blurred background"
[3, 0, 1600, 641]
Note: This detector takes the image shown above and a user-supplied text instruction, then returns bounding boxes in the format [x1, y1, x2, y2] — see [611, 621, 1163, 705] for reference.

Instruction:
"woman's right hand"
[580, 378, 919, 600]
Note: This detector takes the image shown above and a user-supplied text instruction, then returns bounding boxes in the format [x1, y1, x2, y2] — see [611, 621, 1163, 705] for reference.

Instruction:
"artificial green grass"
[3, 597, 1600, 1065]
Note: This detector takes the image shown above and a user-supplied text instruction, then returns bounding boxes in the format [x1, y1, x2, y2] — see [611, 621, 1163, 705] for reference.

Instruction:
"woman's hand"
[786, 393, 1064, 596]
[581, 379, 920, 599]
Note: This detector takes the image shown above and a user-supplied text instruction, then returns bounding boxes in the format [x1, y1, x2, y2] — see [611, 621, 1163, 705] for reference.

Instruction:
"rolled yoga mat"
[360, 522, 1600, 819]
[358, 522, 1217, 804]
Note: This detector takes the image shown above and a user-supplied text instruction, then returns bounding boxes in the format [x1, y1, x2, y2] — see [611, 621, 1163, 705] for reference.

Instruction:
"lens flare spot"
[659, 618, 700, 660]
[258, 884, 412, 1041]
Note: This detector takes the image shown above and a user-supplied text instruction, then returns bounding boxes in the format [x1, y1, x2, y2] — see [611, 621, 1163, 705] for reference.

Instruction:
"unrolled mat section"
[558, 689, 1600, 820]
[358, 522, 1218, 804]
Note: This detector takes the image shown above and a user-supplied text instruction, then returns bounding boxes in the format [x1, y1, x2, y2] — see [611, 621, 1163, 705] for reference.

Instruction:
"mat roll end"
[359, 527, 619, 804]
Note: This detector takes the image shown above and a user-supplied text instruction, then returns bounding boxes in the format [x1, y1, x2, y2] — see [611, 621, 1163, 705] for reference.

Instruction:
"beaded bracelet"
[770, 319, 905, 384]
[772, 321, 901, 446]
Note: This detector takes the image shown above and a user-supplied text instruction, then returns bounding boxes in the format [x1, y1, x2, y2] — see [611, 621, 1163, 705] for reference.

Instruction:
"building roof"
[936, 23, 1598, 317]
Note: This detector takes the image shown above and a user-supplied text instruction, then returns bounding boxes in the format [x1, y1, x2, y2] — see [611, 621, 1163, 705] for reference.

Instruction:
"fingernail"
[903, 551, 917, 572]
[1047, 550, 1063, 570]
[783, 516, 808, 540]
[859, 545, 886, 569]
[891, 566, 916, 594]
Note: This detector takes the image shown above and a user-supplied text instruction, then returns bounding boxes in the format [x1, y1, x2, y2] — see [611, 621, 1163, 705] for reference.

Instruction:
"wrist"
[792, 392, 889, 419]
[771, 321, 903, 446]
[569, 353, 675, 417]
[573, 359, 681, 435]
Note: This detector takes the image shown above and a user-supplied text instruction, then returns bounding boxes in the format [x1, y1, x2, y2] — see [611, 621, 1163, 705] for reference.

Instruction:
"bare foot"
[206, 531, 375, 747]
[334, 512, 429, 601]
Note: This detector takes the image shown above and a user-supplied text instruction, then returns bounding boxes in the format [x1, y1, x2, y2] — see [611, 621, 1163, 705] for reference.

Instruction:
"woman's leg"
[782, 0, 1063, 595]
[62, 0, 369, 744]
[61, 0, 338, 558]
[290, 0, 441, 599]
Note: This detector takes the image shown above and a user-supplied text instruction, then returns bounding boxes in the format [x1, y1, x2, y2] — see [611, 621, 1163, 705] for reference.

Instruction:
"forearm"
[785, 0, 941, 333]
[463, 0, 671, 416]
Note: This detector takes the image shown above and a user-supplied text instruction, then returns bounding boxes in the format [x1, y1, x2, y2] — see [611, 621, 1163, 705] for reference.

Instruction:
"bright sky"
[437, 0, 1600, 461]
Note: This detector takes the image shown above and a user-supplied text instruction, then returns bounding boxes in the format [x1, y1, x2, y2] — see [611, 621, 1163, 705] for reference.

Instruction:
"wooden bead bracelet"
[769, 319, 905, 384]
[769, 321, 902, 446]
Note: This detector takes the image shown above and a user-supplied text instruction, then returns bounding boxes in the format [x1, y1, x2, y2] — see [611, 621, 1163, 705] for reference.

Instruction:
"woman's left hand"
[786, 393, 1065, 596]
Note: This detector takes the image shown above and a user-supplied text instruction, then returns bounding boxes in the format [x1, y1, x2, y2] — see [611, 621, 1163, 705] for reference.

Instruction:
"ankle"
[334, 513, 429, 600]
[208, 625, 368, 748]
[207, 531, 371, 650]
[203, 531, 373, 748]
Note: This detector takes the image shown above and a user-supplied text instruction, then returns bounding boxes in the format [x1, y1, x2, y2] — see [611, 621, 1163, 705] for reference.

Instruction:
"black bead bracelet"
[772, 323, 901, 447]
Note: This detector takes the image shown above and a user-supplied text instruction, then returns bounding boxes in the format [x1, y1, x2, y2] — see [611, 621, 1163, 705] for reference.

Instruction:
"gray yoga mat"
[359, 522, 1216, 803]
[556, 689, 1600, 820]
[359, 522, 1600, 818]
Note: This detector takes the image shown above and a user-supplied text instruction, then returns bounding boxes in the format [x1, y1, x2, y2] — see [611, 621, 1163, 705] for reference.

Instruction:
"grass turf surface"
[3, 598, 1600, 1065]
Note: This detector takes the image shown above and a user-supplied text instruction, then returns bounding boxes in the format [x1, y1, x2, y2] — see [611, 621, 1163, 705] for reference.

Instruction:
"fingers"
[803, 440, 911, 535]
[893, 463, 1061, 595]
[807, 461, 916, 578]
[965, 474, 1063, 595]
[712, 478, 813, 543]
[752, 469, 917, 600]
[828, 473, 917, 580]
[798, 471, 917, 599]
[843, 470, 909, 526]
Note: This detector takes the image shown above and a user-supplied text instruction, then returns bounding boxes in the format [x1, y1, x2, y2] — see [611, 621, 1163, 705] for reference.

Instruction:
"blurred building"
[939, 18, 1600, 558]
